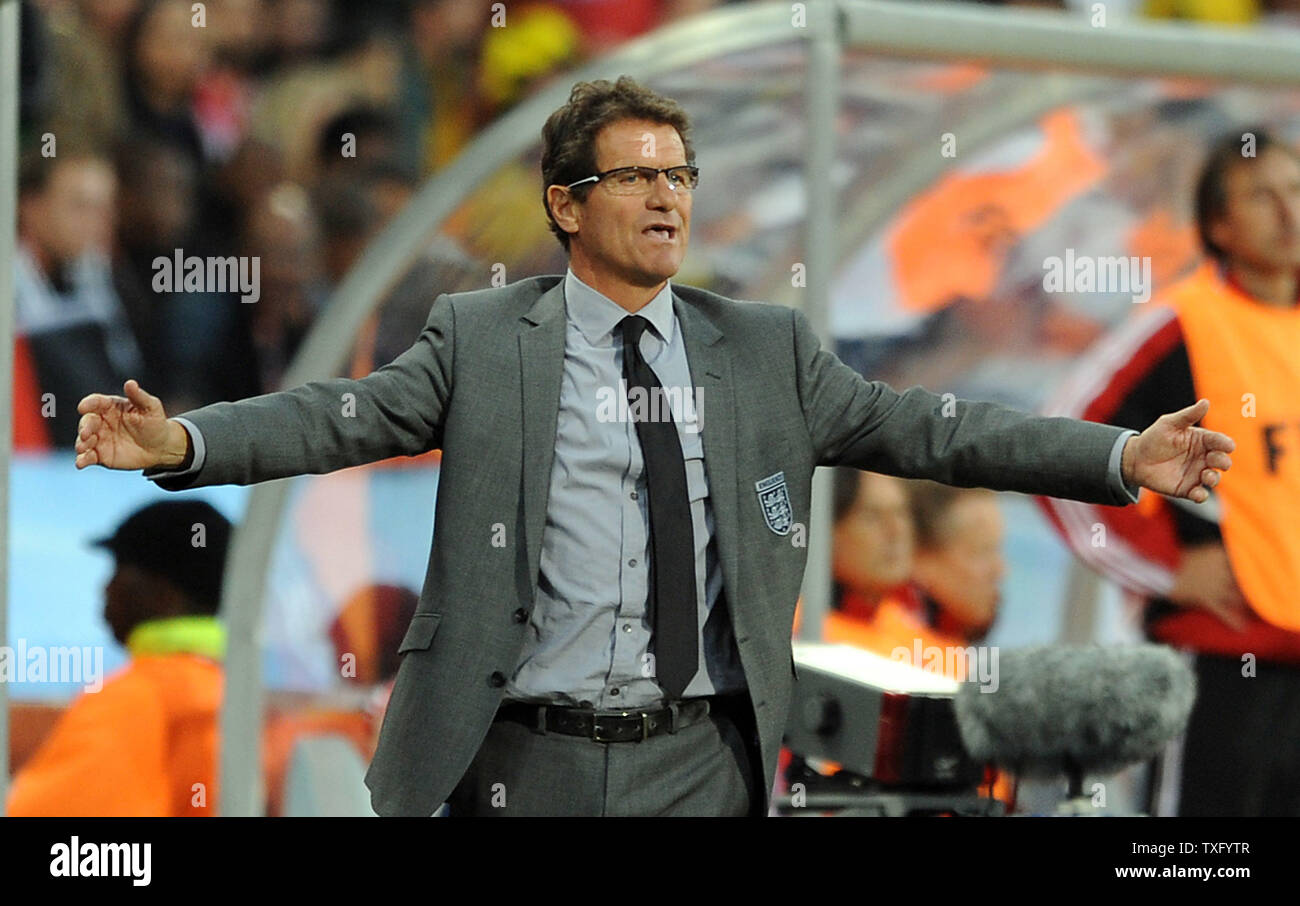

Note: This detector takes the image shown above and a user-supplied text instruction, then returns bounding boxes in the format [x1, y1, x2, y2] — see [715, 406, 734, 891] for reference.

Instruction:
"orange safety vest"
[794, 588, 969, 678]
[1162, 264, 1300, 631]
[6, 655, 222, 817]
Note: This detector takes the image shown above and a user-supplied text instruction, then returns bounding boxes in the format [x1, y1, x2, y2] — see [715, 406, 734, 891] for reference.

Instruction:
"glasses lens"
[604, 168, 653, 194]
[668, 167, 698, 191]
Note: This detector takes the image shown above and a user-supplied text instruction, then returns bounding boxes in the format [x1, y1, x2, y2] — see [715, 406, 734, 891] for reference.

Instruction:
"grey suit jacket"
[151, 274, 1133, 816]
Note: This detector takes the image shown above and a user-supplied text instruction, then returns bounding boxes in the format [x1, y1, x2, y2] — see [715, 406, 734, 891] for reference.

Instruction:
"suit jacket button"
[512, 608, 528, 624]
[489, 671, 506, 687]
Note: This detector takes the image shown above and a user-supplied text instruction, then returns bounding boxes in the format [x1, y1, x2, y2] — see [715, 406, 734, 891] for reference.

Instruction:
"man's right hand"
[75, 380, 189, 471]
[1167, 541, 1253, 631]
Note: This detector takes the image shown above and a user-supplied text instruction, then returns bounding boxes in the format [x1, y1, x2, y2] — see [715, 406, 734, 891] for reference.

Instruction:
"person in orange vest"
[1038, 128, 1300, 816]
[793, 469, 965, 657]
[6, 500, 231, 817]
[785, 470, 968, 803]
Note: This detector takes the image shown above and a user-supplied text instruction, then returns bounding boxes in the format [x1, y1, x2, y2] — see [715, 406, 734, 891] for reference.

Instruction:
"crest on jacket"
[755, 471, 793, 536]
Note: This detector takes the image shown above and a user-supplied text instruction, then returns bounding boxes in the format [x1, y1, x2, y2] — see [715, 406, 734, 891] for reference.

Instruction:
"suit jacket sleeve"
[148, 293, 456, 491]
[790, 308, 1134, 507]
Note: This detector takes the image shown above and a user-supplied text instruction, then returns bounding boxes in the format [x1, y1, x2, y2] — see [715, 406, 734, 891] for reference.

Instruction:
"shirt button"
[610, 687, 620, 696]
[512, 608, 528, 624]
[622, 623, 632, 632]
[629, 559, 637, 567]
[488, 671, 506, 687]
[630, 491, 638, 500]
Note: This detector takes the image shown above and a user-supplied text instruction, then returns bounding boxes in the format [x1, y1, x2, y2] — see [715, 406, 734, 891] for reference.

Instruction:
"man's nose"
[646, 172, 678, 207]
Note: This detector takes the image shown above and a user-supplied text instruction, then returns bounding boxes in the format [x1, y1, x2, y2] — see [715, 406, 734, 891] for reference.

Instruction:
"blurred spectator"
[249, 17, 406, 185]
[123, 0, 213, 168]
[785, 469, 977, 804]
[401, 0, 491, 172]
[476, 3, 582, 119]
[439, 4, 583, 270]
[192, 0, 270, 161]
[1039, 128, 1300, 816]
[6, 500, 232, 817]
[28, 0, 129, 154]
[243, 182, 327, 390]
[316, 172, 383, 288]
[313, 105, 406, 189]
[907, 481, 1006, 643]
[793, 469, 964, 657]
[200, 136, 288, 257]
[16, 150, 145, 447]
[112, 136, 261, 410]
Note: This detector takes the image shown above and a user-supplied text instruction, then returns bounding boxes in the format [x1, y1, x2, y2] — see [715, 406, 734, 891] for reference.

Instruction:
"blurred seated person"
[7, 501, 231, 817]
[15, 150, 146, 446]
[785, 473, 1013, 809]
[907, 480, 1006, 644]
[794, 469, 963, 658]
[262, 583, 418, 816]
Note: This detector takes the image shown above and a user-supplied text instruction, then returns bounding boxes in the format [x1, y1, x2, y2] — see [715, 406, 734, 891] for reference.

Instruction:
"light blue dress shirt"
[505, 269, 745, 709]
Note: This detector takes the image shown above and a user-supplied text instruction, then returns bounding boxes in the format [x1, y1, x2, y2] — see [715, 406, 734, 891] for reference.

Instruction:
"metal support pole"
[0, 0, 22, 814]
[797, 0, 841, 641]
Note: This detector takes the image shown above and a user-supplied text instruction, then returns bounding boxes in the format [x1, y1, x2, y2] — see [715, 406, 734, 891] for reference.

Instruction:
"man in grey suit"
[75, 76, 1235, 817]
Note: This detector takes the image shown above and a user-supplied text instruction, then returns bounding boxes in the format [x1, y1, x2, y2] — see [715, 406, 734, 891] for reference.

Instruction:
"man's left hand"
[1122, 398, 1235, 503]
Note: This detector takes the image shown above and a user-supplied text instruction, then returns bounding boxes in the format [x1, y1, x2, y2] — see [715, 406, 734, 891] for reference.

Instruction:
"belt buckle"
[590, 710, 650, 742]
[591, 711, 622, 742]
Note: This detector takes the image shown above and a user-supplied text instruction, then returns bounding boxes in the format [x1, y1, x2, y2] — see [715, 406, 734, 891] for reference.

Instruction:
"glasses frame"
[565, 165, 701, 194]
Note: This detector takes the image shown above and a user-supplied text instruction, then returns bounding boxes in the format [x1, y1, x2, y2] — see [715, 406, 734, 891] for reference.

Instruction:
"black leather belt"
[494, 695, 732, 742]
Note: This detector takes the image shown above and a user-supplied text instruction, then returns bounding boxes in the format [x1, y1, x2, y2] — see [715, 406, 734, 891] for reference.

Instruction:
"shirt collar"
[564, 267, 675, 347]
[126, 615, 226, 661]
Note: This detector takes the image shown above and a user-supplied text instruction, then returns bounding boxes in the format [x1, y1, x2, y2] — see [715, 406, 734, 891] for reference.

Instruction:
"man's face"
[832, 473, 915, 595]
[103, 563, 183, 646]
[556, 118, 692, 289]
[913, 495, 1005, 637]
[1209, 146, 1300, 271]
[28, 159, 117, 263]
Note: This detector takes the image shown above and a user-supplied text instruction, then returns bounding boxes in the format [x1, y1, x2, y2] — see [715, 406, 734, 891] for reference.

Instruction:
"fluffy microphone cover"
[953, 644, 1197, 778]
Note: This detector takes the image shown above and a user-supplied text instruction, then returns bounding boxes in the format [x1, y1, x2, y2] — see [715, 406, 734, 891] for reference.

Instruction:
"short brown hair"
[540, 75, 695, 253]
[1194, 127, 1300, 264]
[907, 479, 994, 550]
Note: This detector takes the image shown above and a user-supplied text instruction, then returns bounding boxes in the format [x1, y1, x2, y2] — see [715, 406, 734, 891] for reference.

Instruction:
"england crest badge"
[755, 471, 793, 536]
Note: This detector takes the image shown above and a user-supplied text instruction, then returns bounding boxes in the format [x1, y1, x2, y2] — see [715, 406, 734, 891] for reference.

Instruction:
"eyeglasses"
[565, 165, 700, 195]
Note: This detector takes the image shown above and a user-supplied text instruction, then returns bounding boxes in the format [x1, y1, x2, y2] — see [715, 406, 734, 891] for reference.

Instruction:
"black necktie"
[620, 315, 697, 699]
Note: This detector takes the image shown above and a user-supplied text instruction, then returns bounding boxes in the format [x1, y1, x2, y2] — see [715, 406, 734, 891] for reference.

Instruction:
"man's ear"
[548, 184, 580, 238]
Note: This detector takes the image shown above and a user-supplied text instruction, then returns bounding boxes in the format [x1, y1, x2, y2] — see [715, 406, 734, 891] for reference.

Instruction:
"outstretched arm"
[75, 293, 457, 490]
[791, 308, 1139, 506]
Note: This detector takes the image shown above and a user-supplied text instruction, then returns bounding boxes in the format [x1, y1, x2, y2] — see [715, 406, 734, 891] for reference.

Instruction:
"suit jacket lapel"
[673, 291, 742, 612]
[519, 279, 566, 595]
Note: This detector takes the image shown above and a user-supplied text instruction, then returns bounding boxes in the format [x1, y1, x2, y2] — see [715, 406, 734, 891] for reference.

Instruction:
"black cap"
[91, 500, 234, 613]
